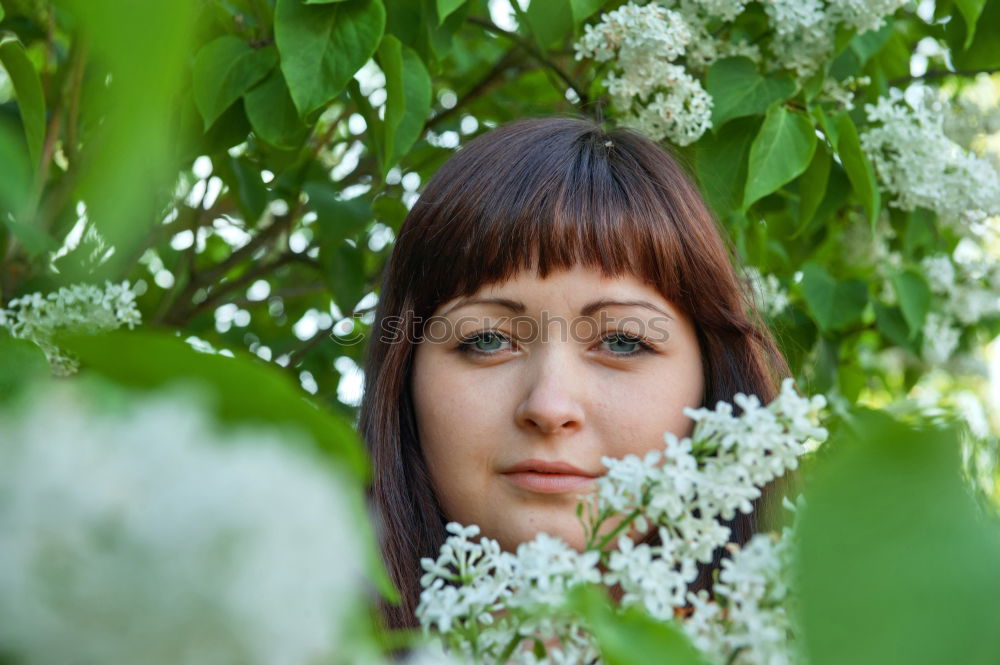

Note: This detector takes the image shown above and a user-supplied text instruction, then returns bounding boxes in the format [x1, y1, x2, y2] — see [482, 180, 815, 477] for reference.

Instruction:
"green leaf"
[743, 104, 817, 208]
[0, 3, 5, 21]
[797, 143, 831, 231]
[192, 36, 277, 129]
[0, 121, 30, 218]
[874, 301, 916, 352]
[275, 0, 386, 116]
[377, 34, 432, 174]
[62, 0, 196, 274]
[243, 69, 308, 149]
[695, 115, 758, 217]
[570, 0, 603, 25]
[800, 263, 868, 333]
[891, 269, 931, 338]
[567, 586, 714, 665]
[902, 208, 936, 255]
[215, 154, 269, 223]
[811, 335, 839, 394]
[372, 194, 408, 231]
[0, 336, 49, 403]
[806, 164, 850, 233]
[955, 0, 987, 48]
[796, 409, 1000, 665]
[2, 217, 56, 258]
[949, 0, 1000, 69]
[347, 77, 383, 163]
[833, 113, 880, 226]
[436, 0, 465, 25]
[526, 0, 572, 47]
[812, 106, 838, 147]
[59, 329, 368, 478]
[849, 19, 894, 66]
[0, 32, 46, 169]
[324, 241, 367, 313]
[306, 182, 373, 247]
[306, 0, 351, 3]
[706, 57, 796, 130]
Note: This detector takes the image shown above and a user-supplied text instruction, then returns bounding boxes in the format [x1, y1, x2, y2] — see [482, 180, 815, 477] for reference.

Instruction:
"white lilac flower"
[952, 390, 991, 439]
[0, 280, 142, 375]
[574, 2, 712, 146]
[0, 380, 367, 665]
[914, 246, 1000, 366]
[744, 266, 791, 319]
[416, 523, 513, 636]
[921, 311, 962, 365]
[624, 69, 714, 146]
[404, 642, 474, 665]
[686, 0, 752, 22]
[417, 528, 599, 664]
[605, 534, 691, 620]
[861, 88, 1000, 224]
[506, 534, 601, 611]
[763, 0, 905, 79]
[818, 75, 871, 111]
[828, 0, 907, 32]
[574, 2, 692, 64]
[763, 0, 834, 78]
[921, 254, 957, 294]
[685, 530, 800, 665]
[420, 379, 825, 665]
[664, 0, 761, 70]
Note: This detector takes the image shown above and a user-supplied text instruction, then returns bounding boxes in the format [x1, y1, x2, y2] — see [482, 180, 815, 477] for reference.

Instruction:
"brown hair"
[358, 115, 791, 630]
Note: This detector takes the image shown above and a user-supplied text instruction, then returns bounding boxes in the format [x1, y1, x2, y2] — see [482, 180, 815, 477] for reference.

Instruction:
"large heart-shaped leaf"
[275, 0, 385, 116]
[799, 263, 868, 333]
[193, 36, 277, 129]
[706, 57, 796, 130]
[743, 104, 817, 208]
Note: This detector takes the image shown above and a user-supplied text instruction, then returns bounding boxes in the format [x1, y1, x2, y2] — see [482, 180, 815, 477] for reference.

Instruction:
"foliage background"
[0, 0, 998, 492]
[2, 0, 1000, 662]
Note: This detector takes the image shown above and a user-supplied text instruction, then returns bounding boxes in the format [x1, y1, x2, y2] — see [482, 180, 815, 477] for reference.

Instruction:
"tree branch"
[466, 16, 589, 108]
[425, 48, 526, 130]
[173, 250, 303, 324]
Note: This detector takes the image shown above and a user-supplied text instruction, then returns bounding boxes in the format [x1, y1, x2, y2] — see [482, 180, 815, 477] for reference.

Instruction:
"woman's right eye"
[457, 330, 513, 355]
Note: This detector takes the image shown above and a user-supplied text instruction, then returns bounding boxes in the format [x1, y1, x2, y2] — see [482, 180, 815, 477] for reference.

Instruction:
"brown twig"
[175, 251, 303, 322]
[425, 48, 526, 130]
[227, 281, 327, 309]
[467, 16, 589, 107]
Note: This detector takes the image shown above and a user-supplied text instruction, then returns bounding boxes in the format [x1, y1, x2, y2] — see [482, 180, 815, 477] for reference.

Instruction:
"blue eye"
[457, 330, 512, 355]
[600, 332, 651, 357]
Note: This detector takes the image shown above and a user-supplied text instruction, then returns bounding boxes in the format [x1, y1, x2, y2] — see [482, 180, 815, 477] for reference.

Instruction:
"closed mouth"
[500, 459, 600, 494]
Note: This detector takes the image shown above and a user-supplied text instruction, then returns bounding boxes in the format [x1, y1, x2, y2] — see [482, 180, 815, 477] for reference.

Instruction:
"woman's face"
[410, 263, 705, 552]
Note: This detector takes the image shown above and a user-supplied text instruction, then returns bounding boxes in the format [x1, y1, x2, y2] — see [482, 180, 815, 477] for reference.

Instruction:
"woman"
[358, 115, 790, 630]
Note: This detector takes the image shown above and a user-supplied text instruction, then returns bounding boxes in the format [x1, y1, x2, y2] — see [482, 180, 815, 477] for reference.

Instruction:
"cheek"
[410, 349, 501, 517]
[598, 360, 704, 457]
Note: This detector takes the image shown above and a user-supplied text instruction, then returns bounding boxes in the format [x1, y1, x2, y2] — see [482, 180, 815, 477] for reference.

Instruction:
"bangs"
[397, 117, 706, 318]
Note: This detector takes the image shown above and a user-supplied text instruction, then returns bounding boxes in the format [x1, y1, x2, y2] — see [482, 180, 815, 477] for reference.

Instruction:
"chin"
[495, 519, 590, 553]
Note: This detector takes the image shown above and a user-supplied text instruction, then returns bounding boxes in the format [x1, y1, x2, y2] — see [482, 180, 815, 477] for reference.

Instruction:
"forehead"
[394, 122, 710, 322]
[435, 263, 676, 316]
[468, 263, 655, 297]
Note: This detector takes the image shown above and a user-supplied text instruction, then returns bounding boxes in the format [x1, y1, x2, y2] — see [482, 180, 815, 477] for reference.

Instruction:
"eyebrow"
[441, 297, 674, 320]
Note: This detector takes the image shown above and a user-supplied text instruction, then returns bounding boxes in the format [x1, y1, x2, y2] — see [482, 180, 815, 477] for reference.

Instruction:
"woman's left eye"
[599, 332, 652, 357]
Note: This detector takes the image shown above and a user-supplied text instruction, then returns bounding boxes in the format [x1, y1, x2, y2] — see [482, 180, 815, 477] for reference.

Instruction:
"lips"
[500, 459, 601, 494]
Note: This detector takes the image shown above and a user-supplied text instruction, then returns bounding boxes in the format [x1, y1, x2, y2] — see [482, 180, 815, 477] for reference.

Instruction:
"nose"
[513, 349, 585, 435]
